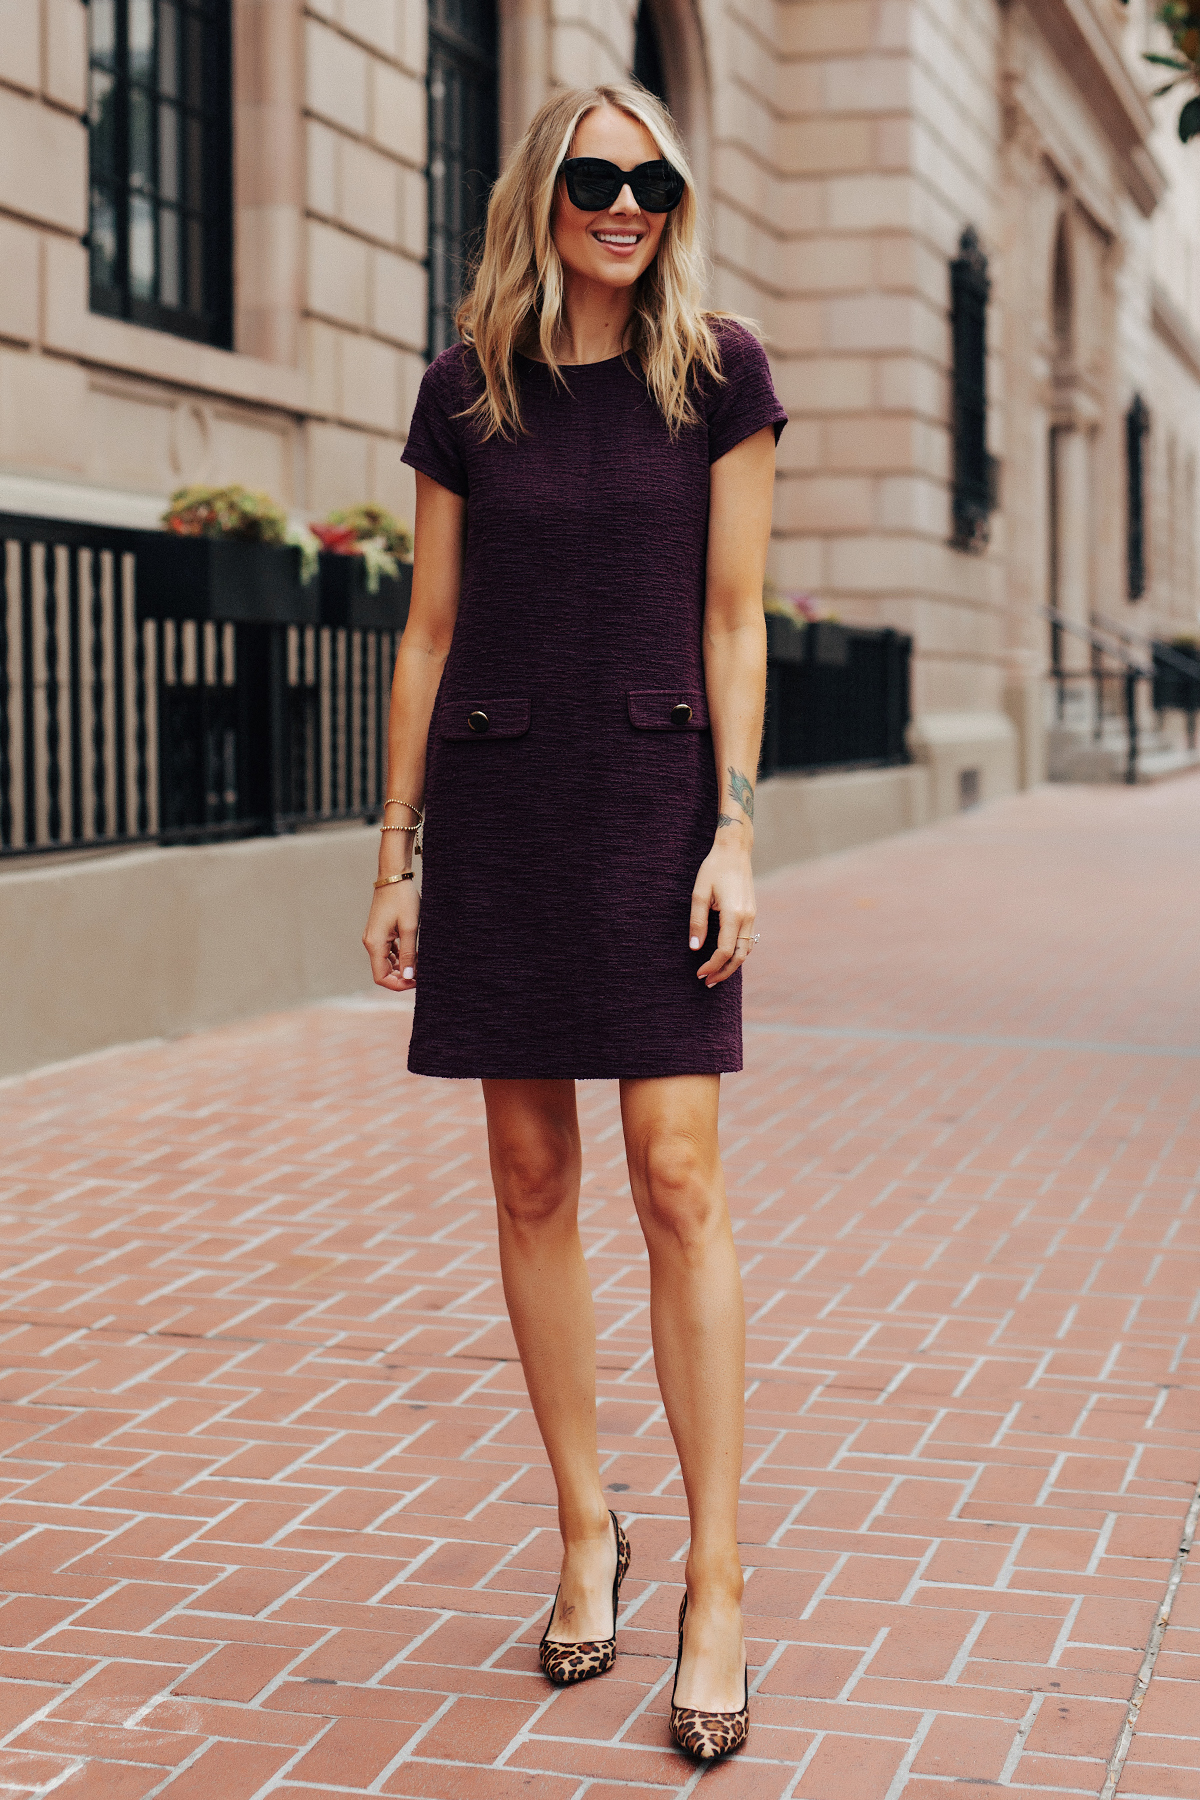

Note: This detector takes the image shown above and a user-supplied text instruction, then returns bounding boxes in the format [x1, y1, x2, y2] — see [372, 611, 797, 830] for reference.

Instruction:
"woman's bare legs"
[620, 1074, 746, 1711]
[483, 1079, 618, 1640]
[484, 1073, 746, 1706]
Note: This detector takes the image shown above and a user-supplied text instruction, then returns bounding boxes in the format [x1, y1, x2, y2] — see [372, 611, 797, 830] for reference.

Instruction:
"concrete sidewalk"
[2, 782, 1200, 1799]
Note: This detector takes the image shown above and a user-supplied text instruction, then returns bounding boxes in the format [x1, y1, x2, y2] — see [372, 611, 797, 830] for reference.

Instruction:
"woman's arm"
[690, 425, 776, 986]
[362, 472, 465, 991]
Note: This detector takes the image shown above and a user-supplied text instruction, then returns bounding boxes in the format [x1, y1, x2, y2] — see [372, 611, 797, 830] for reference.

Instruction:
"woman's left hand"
[689, 838, 757, 987]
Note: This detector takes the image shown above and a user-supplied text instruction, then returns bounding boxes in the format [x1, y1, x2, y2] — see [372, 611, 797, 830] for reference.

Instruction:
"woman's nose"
[611, 184, 640, 214]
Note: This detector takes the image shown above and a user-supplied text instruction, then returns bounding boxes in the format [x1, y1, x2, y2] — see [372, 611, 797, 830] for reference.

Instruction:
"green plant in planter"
[163, 484, 289, 542]
[163, 485, 319, 583]
[311, 503, 414, 595]
[325, 504, 413, 562]
[1148, 4, 1200, 140]
[763, 578, 829, 622]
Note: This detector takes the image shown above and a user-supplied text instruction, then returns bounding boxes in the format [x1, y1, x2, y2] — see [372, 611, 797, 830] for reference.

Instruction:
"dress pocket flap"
[627, 689, 709, 731]
[439, 697, 531, 739]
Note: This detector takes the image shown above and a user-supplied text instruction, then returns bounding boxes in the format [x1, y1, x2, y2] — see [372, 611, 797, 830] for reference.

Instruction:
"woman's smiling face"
[552, 104, 670, 292]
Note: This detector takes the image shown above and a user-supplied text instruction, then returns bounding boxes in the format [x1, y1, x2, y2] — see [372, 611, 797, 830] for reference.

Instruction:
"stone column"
[233, 0, 304, 367]
[499, 0, 550, 157]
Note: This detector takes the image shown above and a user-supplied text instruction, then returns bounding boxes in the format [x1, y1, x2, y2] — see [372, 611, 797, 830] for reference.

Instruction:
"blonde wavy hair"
[456, 82, 723, 439]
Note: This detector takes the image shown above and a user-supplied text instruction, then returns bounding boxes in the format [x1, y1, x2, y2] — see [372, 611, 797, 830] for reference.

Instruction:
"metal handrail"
[1089, 607, 1200, 679]
[1039, 605, 1145, 669]
[1038, 606, 1145, 783]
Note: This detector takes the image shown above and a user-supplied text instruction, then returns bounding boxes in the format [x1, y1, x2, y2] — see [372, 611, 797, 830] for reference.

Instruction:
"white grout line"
[779, 1732, 827, 1799]
[1100, 1467, 1200, 1800]
[363, 1695, 458, 1791]
[881, 1709, 937, 1800]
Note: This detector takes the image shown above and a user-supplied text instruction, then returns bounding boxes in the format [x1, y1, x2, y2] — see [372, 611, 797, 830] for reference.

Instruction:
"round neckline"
[516, 349, 634, 371]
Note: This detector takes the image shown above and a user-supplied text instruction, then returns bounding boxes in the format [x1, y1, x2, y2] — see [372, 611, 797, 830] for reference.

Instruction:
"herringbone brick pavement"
[2, 781, 1200, 1799]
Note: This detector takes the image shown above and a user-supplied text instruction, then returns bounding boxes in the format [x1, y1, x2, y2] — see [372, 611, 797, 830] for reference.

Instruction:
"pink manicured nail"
[403, 967, 414, 979]
[690, 937, 700, 949]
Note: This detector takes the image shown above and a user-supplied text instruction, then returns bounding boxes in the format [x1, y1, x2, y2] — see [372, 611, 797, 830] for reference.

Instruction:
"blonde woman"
[364, 82, 784, 1761]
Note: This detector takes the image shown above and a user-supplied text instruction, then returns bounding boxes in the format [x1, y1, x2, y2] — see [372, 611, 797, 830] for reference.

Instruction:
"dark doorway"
[427, 0, 499, 358]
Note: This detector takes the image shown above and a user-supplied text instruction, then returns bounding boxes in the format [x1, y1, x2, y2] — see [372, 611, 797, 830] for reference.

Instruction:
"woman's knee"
[490, 1124, 579, 1228]
[634, 1130, 721, 1251]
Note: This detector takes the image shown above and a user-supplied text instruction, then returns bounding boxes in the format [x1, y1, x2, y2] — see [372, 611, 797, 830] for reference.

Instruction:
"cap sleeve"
[401, 347, 472, 498]
[705, 321, 788, 465]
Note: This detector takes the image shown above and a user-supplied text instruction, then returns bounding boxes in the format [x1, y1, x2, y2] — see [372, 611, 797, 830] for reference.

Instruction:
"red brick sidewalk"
[2, 781, 1200, 1800]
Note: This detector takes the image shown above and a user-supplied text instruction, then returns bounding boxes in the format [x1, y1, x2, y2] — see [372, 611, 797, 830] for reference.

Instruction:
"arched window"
[633, 1, 669, 104]
[427, 0, 499, 359]
[88, 0, 233, 346]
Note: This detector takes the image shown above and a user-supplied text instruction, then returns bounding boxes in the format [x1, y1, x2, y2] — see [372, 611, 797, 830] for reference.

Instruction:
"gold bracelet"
[383, 798, 423, 815]
[374, 871, 415, 888]
[379, 823, 419, 832]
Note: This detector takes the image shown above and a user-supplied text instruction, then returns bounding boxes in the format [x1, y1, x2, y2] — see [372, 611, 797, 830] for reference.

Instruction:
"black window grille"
[88, 0, 233, 347]
[427, 0, 498, 359]
[633, 1, 668, 102]
[950, 225, 992, 551]
[1126, 393, 1150, 601]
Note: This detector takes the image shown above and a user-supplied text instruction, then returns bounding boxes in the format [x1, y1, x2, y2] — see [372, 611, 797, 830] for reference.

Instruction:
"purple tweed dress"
[400, 320, 787, 1079]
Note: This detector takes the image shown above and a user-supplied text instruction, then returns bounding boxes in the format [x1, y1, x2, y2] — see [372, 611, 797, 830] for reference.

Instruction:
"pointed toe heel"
[668, 1595, 750, 1760]
[538, 1511, 630, 1688]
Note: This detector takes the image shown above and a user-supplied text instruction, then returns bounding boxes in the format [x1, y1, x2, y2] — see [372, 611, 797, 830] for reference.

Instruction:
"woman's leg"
[620, 1074, 747, 1710]
[483, 1078, 617, 1641]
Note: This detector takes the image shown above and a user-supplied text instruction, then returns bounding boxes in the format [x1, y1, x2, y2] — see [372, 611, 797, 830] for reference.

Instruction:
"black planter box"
[764, 614, 852, 668]
[761, 617, 912, 776]
[317, 554, 412, 631]
[1153, 642, 1200, 713]
[134, 534, 315, 625]
[765, 610, 808, 664]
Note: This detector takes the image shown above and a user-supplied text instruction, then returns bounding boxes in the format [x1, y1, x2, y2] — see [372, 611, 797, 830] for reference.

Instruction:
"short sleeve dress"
[400, 320, 787, 1080]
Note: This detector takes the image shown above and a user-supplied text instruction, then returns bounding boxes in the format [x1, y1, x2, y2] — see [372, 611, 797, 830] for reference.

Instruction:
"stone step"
[1043, 716, 1194, 781]
[1133, 745, 1200, 783]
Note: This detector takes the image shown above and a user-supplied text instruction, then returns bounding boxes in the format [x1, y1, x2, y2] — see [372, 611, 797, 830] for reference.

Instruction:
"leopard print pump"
[538, 1511, 631, 1687]
[669, 1594, 750, 1761]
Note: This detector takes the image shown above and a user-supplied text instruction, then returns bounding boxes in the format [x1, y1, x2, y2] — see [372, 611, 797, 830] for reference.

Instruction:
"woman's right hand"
[364, 475, 464, 996]
[363, 881, 421, 992]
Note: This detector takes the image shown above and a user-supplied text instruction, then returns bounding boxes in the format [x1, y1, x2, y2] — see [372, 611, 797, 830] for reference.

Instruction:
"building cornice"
[1029, 0, 1167, 216]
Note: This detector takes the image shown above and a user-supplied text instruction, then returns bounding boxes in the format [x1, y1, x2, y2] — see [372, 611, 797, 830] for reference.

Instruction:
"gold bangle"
[383, 798, 423, 815]
[374, 872, 415, 888]
[379, 823, 419, 832]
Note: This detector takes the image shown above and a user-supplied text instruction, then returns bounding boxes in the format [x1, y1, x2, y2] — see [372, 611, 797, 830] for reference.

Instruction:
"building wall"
[0, 0, 425, 531]
[1137, 0, 1200, 642]
[996, 0, 1200, 730]
[762, 1, 1006, 747]
[301, 0, 427, 519]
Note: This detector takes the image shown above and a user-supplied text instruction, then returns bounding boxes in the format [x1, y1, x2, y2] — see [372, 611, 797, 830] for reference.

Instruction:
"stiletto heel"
[539, 1510, 630, 1686]
[669, 1594, 750, 1760]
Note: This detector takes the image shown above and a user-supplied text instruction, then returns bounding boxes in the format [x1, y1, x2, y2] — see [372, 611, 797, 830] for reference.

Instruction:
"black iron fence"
[0, 509, 916, 862]
[760, 614, 911, 776]
[0, 512, 410, 859]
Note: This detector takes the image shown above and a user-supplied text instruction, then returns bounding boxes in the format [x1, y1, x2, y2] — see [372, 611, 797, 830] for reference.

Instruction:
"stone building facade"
[4, 0, 1200, 810]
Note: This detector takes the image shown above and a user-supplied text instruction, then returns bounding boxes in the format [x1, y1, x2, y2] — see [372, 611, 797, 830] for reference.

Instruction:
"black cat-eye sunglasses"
[558, 157, 686, 214]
